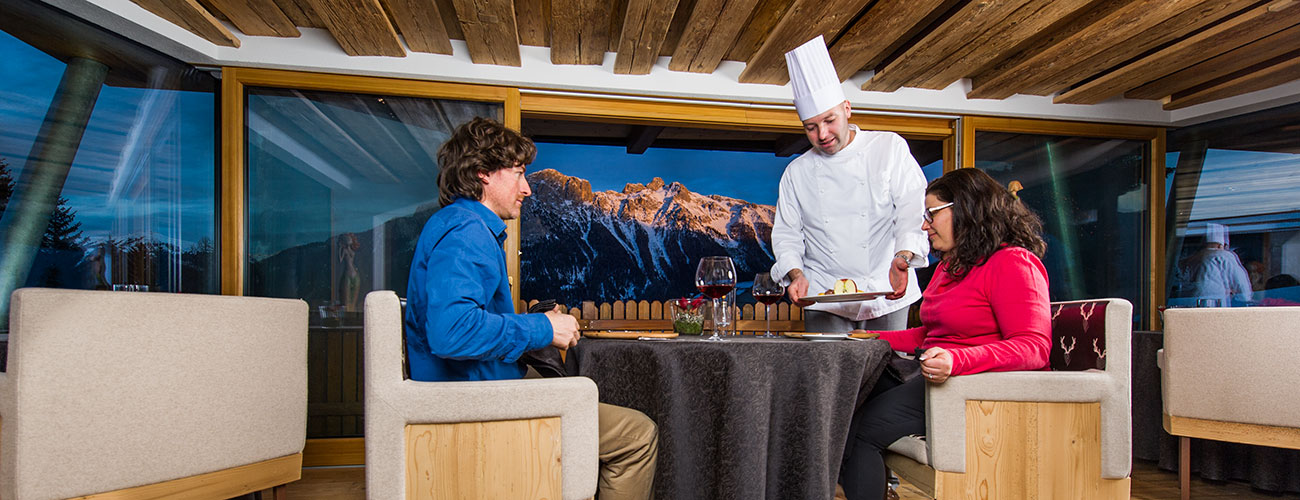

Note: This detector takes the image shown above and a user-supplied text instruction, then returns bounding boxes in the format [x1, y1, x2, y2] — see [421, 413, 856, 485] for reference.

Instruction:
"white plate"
[800, 333, 849, 341]
[801, 291, 892, 303]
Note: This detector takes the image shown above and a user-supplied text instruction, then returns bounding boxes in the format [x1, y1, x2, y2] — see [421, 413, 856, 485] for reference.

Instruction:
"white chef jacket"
[1185, 248, 1254, 306]
[770, 126, 930, 320]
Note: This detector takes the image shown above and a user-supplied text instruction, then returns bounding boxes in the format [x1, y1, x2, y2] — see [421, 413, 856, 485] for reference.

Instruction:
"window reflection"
[1167, 103, 1300, 309]
[974, 131, 1149, 323]
[243, 87, 501, 437]
[0, 0, 217, 336]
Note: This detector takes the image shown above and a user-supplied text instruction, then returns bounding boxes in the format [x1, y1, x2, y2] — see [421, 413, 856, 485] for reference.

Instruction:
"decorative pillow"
[1048, 301, 1108, 371]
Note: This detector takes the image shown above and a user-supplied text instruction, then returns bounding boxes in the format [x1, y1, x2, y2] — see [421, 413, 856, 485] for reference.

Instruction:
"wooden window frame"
[219, 67, 519, 297]
[960, 116, 1166, 330]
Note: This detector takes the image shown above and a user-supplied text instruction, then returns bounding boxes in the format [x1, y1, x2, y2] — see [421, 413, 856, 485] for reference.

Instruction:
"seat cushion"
[886, 434, 929, 465]
[1049, 300, 1109, 371]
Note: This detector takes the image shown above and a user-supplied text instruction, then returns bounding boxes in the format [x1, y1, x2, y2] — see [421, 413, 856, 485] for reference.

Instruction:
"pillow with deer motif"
[1048, 301, 1108, 371]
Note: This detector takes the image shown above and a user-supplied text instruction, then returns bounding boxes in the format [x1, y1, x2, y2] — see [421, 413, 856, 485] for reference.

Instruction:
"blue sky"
[0, 30, 216, 250]
[532, 142, 790, 205]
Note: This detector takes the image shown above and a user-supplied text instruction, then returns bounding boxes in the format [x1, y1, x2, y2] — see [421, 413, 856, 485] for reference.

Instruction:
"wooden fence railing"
[517, 299, 807, 333]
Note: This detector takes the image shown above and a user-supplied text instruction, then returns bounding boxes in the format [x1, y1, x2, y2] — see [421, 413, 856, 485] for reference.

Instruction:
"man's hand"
[785, 270, 813, 306]
[546, 309, 580, 349]
[918, 347, 953, 384]
[887, 254, 910, 300]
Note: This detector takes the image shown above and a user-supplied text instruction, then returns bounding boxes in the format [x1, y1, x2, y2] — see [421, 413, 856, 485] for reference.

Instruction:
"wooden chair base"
[886, 401, 1130, 500]
[1163, 413, 1300, 500]
[404, 418, 563, 499]
[74, 452, 302, 500]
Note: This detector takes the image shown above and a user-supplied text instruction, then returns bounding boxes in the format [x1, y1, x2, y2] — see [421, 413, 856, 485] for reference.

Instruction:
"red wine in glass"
[752, 272, 785, 337]
[698, 284, 734, 299]
[695, 256, 737, 341]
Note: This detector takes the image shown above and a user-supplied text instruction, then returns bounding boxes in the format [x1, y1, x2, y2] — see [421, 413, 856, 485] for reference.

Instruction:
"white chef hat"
[1206, 223, 1228, 245]
[785, 35, 846, 121]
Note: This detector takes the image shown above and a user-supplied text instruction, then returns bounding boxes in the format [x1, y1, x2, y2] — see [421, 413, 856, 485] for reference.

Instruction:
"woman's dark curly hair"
[436, 117, 536, 207]
[926, 168, 1046, 279]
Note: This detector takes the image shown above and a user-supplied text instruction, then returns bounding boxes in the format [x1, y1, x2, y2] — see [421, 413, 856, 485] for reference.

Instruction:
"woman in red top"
[839, 168, 1051, 500]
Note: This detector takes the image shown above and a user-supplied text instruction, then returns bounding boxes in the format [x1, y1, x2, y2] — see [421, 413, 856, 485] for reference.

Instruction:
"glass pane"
[974, 131, 1149, 324]
[0, 2, 217, 339]
[1166, 102, 1300, 309]
[520, 135, 946, 309]
[245, 86, 501, 438]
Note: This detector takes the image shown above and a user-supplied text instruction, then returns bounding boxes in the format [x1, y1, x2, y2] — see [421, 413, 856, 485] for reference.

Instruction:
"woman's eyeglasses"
[923, 202, 954, 224]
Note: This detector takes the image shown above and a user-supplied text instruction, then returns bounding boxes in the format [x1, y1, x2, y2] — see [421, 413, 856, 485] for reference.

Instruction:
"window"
[1166, 102, 1300, 308]
[243, 85, 501, 437]
[0, 0, 217, 336]
[974, 131, 1150, 317]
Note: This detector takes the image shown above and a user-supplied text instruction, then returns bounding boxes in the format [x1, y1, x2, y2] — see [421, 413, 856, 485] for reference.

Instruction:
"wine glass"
[752, 272, 784, 338]
[695, 256, 736, 341]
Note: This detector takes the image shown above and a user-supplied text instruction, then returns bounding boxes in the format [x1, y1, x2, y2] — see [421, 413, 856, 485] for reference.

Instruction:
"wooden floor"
[283, 460, 1297, 499]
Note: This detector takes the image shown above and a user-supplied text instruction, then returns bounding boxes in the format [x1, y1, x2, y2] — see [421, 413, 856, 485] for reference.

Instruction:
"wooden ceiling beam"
[827, 0, 954, 82]
[206, 0, 300, 37]
[626, 125, 665, 153]
[380, 0, 453, 54]
[614, 0, 681, 74]
[1164, 52, 1300, 110]
[272, 0, 325, 28]
[1126, 19, 1300, 100]
[669, 0, 763, 73]
[449, 0, 521, 65]
[433, 0, 464, 39]
[736, 0, 872, 84]
[130, 0, 240, 47]
[1057, 0, 1300, 105]
[1024, 0, 1260, 97]
[969, 0, 1243, 100]
[724, 0, 793, 62]
[304, 0, 406, 56]
[515, 0, 550, 46]
[862, 0, 1037, 92]
[551, 0, 611, 64]
[912, 0, 1102, 91]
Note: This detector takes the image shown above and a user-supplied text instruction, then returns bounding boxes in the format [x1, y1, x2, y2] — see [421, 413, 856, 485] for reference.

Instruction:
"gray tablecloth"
[569, 337, 891, 500]
[1132, 330, 1300, 493]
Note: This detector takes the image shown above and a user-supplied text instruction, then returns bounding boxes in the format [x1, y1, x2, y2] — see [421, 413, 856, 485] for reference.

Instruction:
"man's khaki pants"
[597, 402, 658, 500]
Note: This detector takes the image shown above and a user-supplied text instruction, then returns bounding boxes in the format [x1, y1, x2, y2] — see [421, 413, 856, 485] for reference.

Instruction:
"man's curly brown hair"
[436, 117, 536, 207]
[926, 168, 1046, 279]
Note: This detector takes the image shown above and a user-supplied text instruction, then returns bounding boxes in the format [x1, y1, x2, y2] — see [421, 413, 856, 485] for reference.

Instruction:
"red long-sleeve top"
[879, 246, 1051, 376]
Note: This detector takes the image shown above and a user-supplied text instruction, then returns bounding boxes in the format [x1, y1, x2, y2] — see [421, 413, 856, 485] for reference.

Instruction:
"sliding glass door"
[223, 69, 514, 442]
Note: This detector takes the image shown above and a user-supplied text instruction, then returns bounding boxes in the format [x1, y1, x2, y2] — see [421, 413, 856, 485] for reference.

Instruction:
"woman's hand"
[919, 346, 953, 383]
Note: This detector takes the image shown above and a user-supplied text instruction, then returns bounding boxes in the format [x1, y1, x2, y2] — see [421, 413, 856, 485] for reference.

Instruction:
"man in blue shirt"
[406, 117, 657, 499]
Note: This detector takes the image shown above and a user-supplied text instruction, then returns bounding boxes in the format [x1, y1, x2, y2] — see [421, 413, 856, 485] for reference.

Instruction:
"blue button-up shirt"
[404, 197, 553, 381]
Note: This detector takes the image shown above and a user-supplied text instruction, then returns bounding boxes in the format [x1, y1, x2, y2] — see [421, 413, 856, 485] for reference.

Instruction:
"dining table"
[566, 335, 892, 500]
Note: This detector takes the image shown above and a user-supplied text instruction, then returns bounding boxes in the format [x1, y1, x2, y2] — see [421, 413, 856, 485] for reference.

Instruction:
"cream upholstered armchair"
[1160, 306, 1300, 500]
[363, 290, 599, 500]
[0, 288, 307, 500]
[884, 298, 1133, 500]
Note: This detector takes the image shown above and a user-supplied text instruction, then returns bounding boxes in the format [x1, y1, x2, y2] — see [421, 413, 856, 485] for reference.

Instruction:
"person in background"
[838, 168, 1051, 500]
[1179, 223, 1253, 307]
[1262, 273, 1300, 306]
[405, 117, 658, 499]
[770, 36, 929, 333]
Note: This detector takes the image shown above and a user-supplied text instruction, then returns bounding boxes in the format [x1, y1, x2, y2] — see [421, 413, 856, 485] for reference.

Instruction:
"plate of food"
[802, 278, 891, 303]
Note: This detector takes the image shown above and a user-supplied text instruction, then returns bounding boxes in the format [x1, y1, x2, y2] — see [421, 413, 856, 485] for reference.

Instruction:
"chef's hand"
[786, 270, 813, 306]
[887, 252, 911, 300]
[919, 347, 953, 384]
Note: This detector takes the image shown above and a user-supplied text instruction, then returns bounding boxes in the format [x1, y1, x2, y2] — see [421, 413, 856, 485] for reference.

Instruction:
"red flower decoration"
[675, 297, 705, 311]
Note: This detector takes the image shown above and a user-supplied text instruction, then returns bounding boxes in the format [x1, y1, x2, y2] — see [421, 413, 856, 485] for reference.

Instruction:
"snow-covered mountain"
[521, 169, 775, 305]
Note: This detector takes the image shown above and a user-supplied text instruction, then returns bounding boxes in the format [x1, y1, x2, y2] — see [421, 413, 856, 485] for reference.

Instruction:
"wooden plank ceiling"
[141, 0, 1300, 110]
